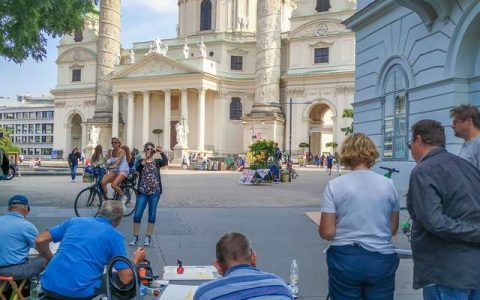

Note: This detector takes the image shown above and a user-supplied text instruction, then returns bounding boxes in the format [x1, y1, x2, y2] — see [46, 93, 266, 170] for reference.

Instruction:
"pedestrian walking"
[407, 119, 480, 298]
[67, 148, 81, 182]
[129, 142, 168, 247]
[450, 104, 480, 169]
[319, 133, 400, 299]
[326, 154, 334, 175]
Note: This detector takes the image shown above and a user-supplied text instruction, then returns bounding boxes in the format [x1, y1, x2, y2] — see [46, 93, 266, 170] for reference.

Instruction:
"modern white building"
[345, 0, 480, 192]
[53, 0, 356, 158]
[0, 96, 55, 158]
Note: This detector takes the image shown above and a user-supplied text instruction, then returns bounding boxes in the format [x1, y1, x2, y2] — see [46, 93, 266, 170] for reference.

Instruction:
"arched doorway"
[309, 103, 333, 155]
[70, 114, 82, 152]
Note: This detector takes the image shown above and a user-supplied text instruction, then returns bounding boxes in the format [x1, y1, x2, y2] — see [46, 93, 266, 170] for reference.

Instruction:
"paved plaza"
[0, 168, 420, 299]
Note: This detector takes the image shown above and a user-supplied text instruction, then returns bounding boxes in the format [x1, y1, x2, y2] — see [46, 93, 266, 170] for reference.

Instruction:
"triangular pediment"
[113, 52, 200, 79]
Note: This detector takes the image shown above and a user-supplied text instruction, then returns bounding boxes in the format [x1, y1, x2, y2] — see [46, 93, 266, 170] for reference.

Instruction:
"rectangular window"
[29, 112, 36, 119]
[314, 48, 329, 63]
[229, 97, 242, 120]
[383, 93, 408, 160]
[45, 136, 53, 143]
[22, 124, 28, 134]
[72, 69, 82, 82]
[45, 124, 53, 134]
[231, 56, 243, 70]
[6, 113, 14, 119]
[16, 112, 22, 119]
[35, 136, 41, 143]
[35, 124, 42, 134]
[28, 124, 34, 134]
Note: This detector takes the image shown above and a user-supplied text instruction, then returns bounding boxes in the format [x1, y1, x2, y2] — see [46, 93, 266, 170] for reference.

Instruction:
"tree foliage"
[0, 0, 96, 63]
[248, 140, 275, 169]
[0, 128, 20, 153]
[325, 142, 338, 149]
[341, 108, 354, 136]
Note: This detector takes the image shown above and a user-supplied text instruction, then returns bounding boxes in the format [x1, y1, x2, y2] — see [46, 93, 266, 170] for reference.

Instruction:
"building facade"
[345, 0, 480, 192]
[0, 96, 55, 158]
[53, 0, 356, 157]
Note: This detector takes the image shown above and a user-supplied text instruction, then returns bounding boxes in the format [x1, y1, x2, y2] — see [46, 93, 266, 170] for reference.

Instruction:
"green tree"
[0, 0, 96, 63]
[298, 142, 309, 155]
[248, 140, 275, 169]
[0, 128, 20, 153]
[341, 108, 354, 136]
[325, 142, 338, 154]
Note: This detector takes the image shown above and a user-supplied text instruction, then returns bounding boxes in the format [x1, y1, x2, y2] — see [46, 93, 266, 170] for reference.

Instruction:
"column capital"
[163, 89, 171, 94]
[142, 90, 150, 96]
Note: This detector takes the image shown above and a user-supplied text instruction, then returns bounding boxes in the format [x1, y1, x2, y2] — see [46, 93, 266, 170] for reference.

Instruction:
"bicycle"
[74, 167, 138, 217]
[1, 165, 16, 181]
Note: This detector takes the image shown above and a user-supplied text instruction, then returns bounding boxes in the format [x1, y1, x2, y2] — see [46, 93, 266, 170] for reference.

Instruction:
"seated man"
[0, 195, 46, 279]
[36, 201, 145, 299]
[194, 232, 294, 300]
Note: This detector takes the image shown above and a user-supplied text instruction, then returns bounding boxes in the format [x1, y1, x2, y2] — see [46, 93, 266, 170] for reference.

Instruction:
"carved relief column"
[197, 88, 206, 151]
[142, 91, 150, 145]
[163, 89, 171, 150]
[126, 92, 135, 148]
[253, 0, 282, 112]
[93, 0, 121, 120]
[112, 93, 120, 138]
[180, 89, 188, 121]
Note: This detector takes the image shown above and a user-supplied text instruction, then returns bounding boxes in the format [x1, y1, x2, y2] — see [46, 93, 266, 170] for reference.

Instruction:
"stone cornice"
[282, 70, 354, 81]
[343, 0, 397, 31]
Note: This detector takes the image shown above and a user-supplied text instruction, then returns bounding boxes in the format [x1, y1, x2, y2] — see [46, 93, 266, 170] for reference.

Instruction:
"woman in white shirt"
[319, 133, 400, 299]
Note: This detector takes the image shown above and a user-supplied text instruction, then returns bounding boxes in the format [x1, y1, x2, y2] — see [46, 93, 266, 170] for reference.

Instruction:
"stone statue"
[199, 41, 207, 58]
[175, 121, 189, 146]
[129, 49, 135, 64]
[155, 37, 162, 53]
[183, 43, 190, 59]
[115, 52, 121, 65]
[89, 125, 101, 146]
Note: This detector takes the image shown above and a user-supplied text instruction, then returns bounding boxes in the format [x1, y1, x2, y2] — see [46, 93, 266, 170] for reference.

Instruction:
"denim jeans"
[133, 192, 161, 224]
[423, 285, 480, 300]
[70, 165, 78, 180]
[326, 244, 399, 300]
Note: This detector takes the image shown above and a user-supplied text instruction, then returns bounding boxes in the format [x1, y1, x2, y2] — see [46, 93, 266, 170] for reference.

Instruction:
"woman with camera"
[129, 142, 168, 246]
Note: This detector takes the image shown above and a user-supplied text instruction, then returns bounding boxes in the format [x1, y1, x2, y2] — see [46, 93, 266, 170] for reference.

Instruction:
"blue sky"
[0, 0, 177, 99]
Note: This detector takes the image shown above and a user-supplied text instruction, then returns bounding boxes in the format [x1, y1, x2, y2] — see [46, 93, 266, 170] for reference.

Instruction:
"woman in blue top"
[319, 133, 400, 299]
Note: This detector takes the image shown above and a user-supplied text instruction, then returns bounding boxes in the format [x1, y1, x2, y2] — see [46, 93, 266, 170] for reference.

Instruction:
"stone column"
[142, 91, 150, 145]
[126, 92, 135, 148]
[253, 0, 282, 113]
[197, 88, 206, 151]
[163, 89, 171, 150]
[93, 0, 121, 120]
[180, 89, 188, 120]
[112, 93, 120, 138]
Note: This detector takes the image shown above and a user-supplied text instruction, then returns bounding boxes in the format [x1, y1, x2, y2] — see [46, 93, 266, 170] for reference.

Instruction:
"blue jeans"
[326, 244, 399, 300]
[423, 285, 480, 300]
[133, 192, 161, 224]
[70, 165, 78, 180]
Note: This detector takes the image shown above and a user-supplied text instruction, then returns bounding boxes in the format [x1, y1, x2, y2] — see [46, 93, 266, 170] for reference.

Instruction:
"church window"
[200, 0, 212, 31]
[231, 56, 243, 70]
[74, 30, 83, 42]
[316, 0, 331, 12]
[72, 69, 82, 82]
[229, 97, 242, 120]
[314, 48, 329, 63]
[383, 68, 408, 160]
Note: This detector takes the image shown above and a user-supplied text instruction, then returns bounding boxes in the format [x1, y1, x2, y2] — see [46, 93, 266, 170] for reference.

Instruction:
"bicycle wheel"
[5, 166, 15, 180]
[74, 187, 102, 217]
[121, 185, 137, 217]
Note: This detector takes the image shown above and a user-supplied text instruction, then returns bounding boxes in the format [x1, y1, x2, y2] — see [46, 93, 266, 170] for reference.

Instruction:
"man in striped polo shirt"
[194, 232, 294, 300]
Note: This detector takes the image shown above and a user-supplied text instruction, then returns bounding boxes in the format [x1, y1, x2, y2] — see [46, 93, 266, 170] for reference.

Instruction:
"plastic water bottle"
[30, 278, 40, 300]
[290, 259, 299, 296]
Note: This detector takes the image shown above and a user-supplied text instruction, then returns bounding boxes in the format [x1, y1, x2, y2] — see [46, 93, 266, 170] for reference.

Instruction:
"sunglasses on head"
[111, 141, 119, 144]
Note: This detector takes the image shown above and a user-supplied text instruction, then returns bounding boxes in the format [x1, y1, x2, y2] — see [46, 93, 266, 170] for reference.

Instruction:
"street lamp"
[288, 98, 312, 182]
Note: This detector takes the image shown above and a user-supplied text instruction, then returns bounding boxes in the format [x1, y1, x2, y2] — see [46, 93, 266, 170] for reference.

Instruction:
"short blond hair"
[340, 133, 379, 168]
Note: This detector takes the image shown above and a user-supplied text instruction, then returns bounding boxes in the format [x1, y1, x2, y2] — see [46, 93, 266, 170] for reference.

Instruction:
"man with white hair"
[36, 201, 145, 299]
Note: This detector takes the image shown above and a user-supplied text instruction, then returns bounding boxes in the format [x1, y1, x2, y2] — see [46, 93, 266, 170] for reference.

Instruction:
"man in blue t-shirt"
[194, 232, 293, 300]
[36, 201, 145, 299]
[0, 195, 47, 279]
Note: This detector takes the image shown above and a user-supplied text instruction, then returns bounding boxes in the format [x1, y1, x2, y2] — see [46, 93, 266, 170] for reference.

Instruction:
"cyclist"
[101, 137, 129, 201]
[90, 144, 106, 182]
[129, 142, 168, 247]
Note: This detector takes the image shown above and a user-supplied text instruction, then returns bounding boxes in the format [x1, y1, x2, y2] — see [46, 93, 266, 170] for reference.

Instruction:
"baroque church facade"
[345, 0, 480, 192]
[52, 0, 356, 158]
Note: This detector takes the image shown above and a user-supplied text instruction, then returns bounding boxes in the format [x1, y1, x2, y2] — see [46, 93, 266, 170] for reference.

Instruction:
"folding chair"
[0, 276, 26, 300]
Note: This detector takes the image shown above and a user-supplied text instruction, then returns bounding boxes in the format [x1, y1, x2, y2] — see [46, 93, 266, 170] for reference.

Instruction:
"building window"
[316, 0, 331, 12]
[314, 48, 329, 63]
[229, 97, 242, 120]
[200, 0, 212, 31]
[74, 30, 83, 42]
[231, 56, 243, 70]
[72, 69, 81, 82]
[383, 69, 408, 160]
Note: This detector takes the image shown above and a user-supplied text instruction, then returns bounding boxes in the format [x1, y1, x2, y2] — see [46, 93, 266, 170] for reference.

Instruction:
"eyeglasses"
[145, 148, 154, 151]
[111, 141, 119, 144]
[407, 138, 415, 150]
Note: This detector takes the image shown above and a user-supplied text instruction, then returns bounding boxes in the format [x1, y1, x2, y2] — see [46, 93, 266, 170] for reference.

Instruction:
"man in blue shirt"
[0, 195, 46, 279]
[36, 201, 145, 299]
[194, 232, 293, 300]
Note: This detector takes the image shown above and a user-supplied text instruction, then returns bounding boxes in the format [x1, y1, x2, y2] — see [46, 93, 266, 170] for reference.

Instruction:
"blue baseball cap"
[8, 195, 29, 206]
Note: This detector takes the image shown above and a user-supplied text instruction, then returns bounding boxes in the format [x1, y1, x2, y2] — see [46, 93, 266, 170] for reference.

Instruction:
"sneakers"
[129, 236, 138, 246]
[144, 236, 151, 247]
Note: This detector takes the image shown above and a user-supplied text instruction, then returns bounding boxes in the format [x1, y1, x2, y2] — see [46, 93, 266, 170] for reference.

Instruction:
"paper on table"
[29, 242, 60, 256]
[163, 265, 218, 280]
[159, 284, 198, 300]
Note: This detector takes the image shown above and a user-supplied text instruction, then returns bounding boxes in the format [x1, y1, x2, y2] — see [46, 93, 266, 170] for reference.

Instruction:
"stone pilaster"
[93, 0, 121, 121]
